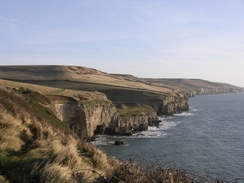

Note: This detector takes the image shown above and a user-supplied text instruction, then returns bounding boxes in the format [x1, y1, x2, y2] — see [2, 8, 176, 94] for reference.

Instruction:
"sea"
[92, 92, 244, 180]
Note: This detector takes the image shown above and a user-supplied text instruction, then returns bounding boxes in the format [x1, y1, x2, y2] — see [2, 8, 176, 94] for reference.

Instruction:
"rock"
[115, 140, 124, 146]
[150, 120, 161, 126]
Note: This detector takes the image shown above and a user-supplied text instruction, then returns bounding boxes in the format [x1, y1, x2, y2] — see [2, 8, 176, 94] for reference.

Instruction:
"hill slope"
[0, 65, 242, 96]
[0, 65, 175, 94]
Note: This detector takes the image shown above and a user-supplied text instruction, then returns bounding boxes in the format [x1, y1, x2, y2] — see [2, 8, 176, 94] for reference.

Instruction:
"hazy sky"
[1, 0, 244, 87]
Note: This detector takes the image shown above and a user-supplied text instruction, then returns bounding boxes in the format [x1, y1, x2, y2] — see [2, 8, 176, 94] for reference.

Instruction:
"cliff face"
[51, 94, 189, 137]
[148, 96, 189, 115]
[52, 101, 159, 137]
[162, 96, 189, 115]
[52, 100, 118, 137]
[79, 101, 118, 137]
[53, 103, 87, 137]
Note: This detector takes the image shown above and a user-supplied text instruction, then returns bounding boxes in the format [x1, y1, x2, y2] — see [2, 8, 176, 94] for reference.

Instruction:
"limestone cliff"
[52, 100, 159, 137]
[50, 98, 118, 137]
[53, 103, 87, 137]
[79, 100, 118, 136]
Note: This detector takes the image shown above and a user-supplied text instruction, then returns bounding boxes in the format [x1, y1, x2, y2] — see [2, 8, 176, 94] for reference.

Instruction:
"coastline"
[96, 92, 244, 181]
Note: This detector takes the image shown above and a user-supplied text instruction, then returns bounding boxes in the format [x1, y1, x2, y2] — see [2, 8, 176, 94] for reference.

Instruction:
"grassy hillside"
[0, 79, 108, 101]
[1, 65, 242, 97]
[0, 65, 180, 94]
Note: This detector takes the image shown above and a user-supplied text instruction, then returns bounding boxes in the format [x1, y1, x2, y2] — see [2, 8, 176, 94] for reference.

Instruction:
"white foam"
[89, 136, 115, 146]
[131, 120, 180, 138]
[174, 112, 194, 116]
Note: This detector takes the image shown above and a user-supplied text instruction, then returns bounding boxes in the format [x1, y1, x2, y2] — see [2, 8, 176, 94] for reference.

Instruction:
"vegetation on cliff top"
[116, 103, 154, 117]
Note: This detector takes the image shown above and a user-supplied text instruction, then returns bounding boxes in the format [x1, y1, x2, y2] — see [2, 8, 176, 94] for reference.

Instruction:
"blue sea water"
[94, 92, 244, 180]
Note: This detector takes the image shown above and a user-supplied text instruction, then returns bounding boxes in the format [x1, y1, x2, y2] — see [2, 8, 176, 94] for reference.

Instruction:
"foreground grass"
[0, 87, 120, 182]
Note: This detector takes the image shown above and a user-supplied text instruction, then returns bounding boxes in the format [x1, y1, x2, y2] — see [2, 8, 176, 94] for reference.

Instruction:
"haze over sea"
[95, 92, 244, 180]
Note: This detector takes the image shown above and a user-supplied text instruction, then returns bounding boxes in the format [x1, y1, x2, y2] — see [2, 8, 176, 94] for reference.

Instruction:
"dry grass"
[0, 79, 108, 101]
[0, 65, 174, 93]
[0, 104, 27, 152]
[2, 65, 242, 98]
[107, 158, 193, 183]
[0, 175, 9, 183]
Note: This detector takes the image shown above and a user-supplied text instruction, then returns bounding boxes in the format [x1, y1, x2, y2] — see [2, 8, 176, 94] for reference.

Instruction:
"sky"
[0, 0, 244, 87]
